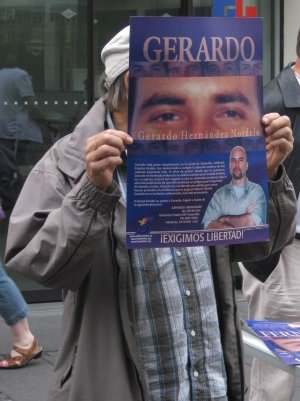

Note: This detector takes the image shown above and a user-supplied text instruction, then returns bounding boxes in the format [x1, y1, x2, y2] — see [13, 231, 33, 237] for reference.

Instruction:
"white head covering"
[101, 26, 130, 89]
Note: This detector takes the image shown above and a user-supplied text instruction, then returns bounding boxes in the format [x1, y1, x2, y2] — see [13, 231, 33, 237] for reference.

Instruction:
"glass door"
[0, 0, 89, 302]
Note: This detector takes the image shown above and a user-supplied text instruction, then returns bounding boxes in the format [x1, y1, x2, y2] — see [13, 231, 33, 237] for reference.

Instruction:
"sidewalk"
[0, 293, 299, 401]
[0, 302, 62, 401]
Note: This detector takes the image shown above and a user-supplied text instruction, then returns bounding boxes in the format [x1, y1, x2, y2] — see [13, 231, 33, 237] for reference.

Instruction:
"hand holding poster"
[126, 16, 268, 248]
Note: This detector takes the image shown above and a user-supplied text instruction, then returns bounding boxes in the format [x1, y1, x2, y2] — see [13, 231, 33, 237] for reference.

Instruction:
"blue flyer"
[247, 320, 300, 365]
[127, 16, 268, 248]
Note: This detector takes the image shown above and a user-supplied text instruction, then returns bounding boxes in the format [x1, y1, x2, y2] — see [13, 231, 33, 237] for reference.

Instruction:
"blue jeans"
[0, 261, 28, 326]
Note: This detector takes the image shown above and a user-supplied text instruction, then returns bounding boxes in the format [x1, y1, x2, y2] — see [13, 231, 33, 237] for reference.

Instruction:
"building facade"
[0, 0, 296, 302]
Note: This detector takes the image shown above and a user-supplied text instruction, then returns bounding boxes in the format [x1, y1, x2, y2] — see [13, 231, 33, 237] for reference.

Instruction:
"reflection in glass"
[0, 0, 89, 299]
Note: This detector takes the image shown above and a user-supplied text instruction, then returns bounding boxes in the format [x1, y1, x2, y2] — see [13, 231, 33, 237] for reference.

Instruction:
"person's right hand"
[85, 129, 133, 191]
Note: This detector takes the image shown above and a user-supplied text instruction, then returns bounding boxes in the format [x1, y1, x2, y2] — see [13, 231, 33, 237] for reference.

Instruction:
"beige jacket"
[5, 98, 297, 401]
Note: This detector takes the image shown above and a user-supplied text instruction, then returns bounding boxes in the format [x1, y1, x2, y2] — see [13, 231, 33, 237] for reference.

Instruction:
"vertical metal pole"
[270, 0, 275, 79]
[87, 0, 94, 110]
[181, 0, 193, 16]
[279, 0, 284, 70]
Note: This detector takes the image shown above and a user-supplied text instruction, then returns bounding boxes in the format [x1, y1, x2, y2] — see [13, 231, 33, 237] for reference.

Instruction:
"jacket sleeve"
[230, 165, 297, 263]
[4, 157, 121, 291]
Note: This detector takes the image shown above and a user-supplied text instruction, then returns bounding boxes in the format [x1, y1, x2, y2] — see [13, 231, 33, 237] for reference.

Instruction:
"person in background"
[0, 124, 42, 369]
[0, 52, 52, 164]
[4, 26, 296, 401]
[239, 27, 300, 401]
[0, 258, 42, 368]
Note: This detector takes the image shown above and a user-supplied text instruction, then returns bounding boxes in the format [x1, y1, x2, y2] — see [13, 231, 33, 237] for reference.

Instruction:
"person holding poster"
[202, 146, 266, 229]
[3, 25, 296, 401]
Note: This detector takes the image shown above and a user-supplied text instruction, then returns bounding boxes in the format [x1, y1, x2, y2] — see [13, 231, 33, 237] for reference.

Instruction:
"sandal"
[0, 338, 43, 369]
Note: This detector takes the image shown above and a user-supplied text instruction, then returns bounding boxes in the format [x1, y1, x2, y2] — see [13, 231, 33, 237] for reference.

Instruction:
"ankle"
[14, 333, 35, 349]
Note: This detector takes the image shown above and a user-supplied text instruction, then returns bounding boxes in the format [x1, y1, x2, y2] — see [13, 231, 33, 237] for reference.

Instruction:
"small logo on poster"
[137, 217, 153, 234]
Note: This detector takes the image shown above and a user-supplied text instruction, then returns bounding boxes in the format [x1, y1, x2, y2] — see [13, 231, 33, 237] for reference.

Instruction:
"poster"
[246, 320, 300, 365]
[126, 16, 268, 249]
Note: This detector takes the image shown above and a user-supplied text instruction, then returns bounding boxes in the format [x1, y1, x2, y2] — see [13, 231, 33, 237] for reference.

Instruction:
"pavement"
[0, 303, 62, 401]
[0, 292, 299, 401]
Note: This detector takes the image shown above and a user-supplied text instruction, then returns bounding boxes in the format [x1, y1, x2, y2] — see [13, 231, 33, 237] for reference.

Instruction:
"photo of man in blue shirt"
[202, 145, 266, 229]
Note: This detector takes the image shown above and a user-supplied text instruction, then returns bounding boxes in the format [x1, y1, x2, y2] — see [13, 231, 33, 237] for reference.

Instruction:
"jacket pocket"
[60, 345, 77, 388]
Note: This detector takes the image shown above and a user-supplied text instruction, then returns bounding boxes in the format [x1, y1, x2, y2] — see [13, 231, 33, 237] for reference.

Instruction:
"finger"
[264, 115, 291, 136]
[87, 155, 123, 176]
[261, 112, 281, 126]
[110, 130, 133, 145]
[86, 143, 122, 164]
[87, 129, 132, 143]
[266, 137, 293, 154]
[86, 133, 125, 155]
[265, 126, 293, 144]
[87, 129, 133, 151]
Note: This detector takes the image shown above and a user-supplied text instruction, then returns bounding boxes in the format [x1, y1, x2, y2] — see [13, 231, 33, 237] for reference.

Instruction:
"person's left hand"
[262, 113, 293, 179]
